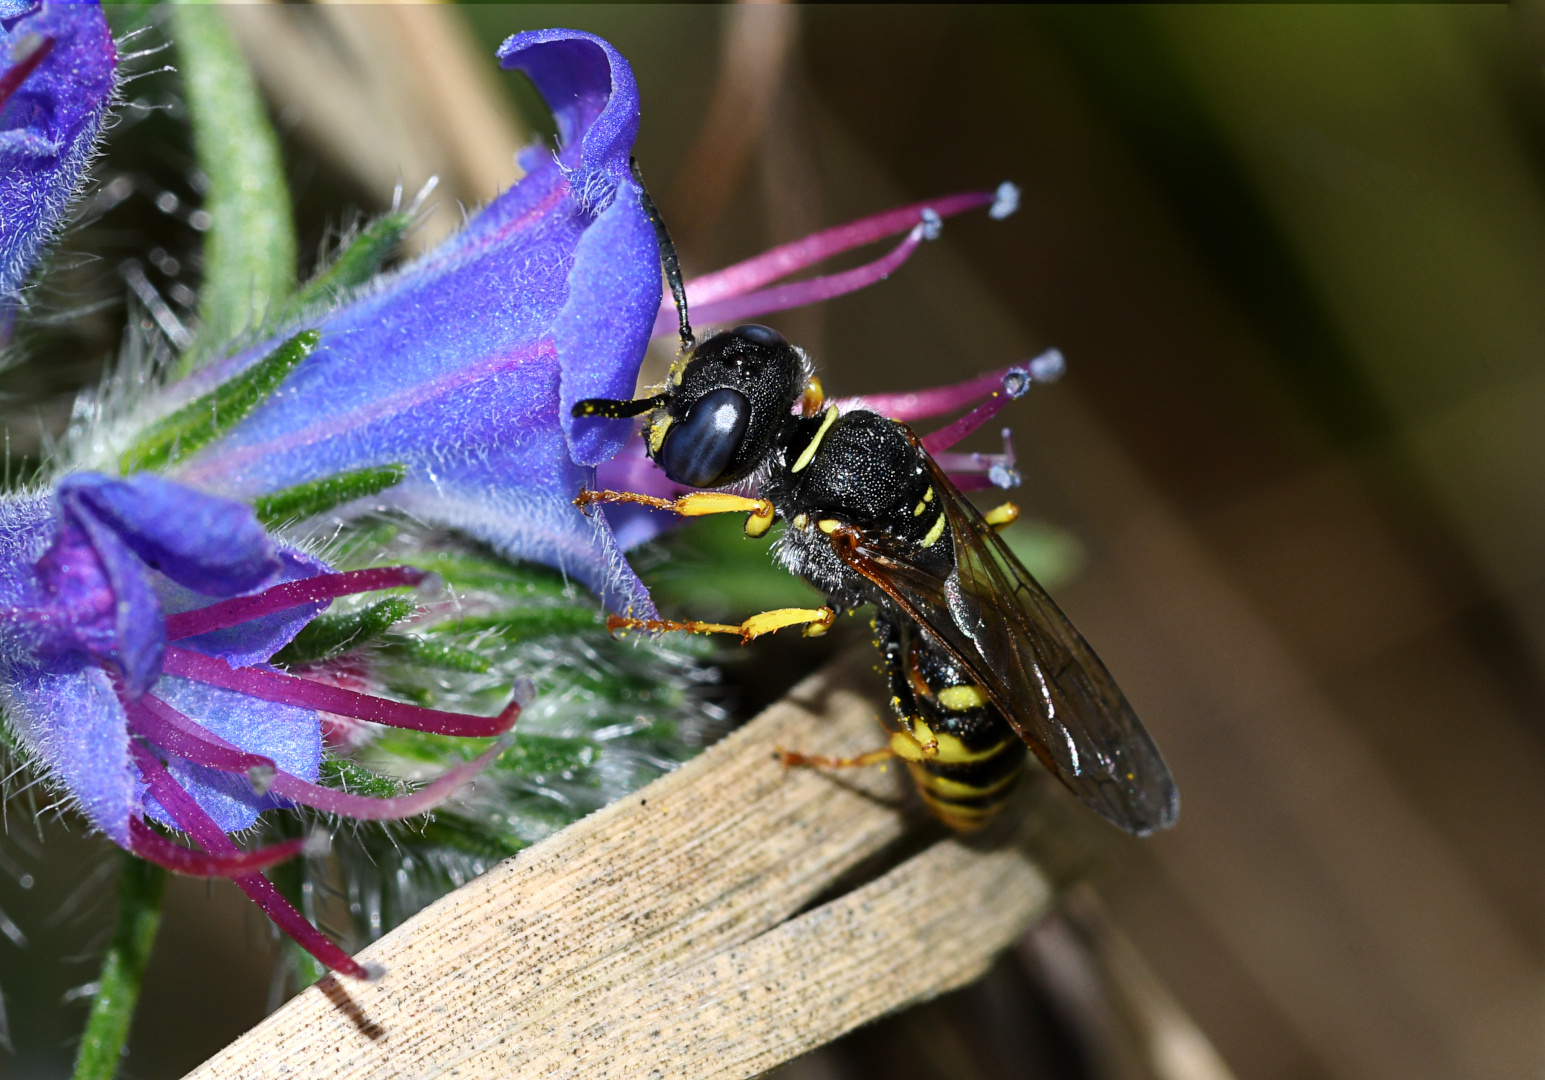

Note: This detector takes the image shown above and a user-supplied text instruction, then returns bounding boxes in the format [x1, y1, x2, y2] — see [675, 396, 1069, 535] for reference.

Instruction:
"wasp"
[574, 183, 1178, 836]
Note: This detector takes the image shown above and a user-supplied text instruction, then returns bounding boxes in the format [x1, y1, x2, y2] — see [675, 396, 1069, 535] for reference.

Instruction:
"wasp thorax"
[652, 324, 805, 488]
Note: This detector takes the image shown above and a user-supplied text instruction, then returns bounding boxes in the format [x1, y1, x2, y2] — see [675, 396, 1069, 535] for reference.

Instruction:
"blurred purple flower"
[0, 474, 518, 978]
[0, 0, 115, 309]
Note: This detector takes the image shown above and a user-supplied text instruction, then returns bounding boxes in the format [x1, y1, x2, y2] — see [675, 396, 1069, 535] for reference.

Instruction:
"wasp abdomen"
[893, 638, 1028, 831]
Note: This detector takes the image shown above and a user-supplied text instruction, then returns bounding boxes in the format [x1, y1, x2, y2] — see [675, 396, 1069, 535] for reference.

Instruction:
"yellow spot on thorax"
[922, 512, 947, 547]
[791, 405, 839, 473]
[792, 512, 808, 530]
[817, 518, 840, 534]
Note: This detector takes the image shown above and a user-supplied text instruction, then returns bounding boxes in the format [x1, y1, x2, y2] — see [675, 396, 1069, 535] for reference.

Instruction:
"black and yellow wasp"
[575, 184, 1178, 837]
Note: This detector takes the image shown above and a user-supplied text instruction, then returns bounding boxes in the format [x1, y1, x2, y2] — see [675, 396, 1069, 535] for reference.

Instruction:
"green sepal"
[271, 596, 417, 666]
[426, 606, 605, 640]
[377, 635, 492, 673]
[273, 212, 413, 324]
[407, 551, 577, 599]
[121, 330, 319, 473]
[253, 463, 408, 527]
[319, 757, 404, 798]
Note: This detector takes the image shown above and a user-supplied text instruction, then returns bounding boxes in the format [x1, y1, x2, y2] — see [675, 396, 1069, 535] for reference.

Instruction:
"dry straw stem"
[187, 652, 1051, 1079]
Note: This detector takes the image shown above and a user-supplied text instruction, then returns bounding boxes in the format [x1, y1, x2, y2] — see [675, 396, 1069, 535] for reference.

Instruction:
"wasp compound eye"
[729, 324, 786, 348]
[659, 387, 751, 487]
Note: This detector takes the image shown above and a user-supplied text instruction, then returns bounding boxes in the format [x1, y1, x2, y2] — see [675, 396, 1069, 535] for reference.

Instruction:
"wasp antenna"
[571, 395, 666, 420]
[630, 157, 694, 354]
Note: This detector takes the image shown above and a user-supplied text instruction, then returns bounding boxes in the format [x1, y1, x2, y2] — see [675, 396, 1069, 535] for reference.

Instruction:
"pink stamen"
[672, 190, 998, 310]
[130, 691, 510, 821]
[165, 567, 428, 641]
[0, 36, 54, 112]
[934, 428, 1019, 491]
[948, 475, 997, 492]
[921, 371, 1033, 454]
[834, 367, 1016, 423]
[653, 224, 927, 338]
[130, 743, 375, 980]
[127, 818, 307, 877]
[161, 647, 520, 737]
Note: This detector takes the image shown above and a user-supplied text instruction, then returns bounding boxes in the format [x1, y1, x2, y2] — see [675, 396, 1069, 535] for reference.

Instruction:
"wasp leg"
[776, 746, 895, 769]
[575, 489, 776, 537]
[607, 606, 835, 644]
[983, 501, 1019, 530]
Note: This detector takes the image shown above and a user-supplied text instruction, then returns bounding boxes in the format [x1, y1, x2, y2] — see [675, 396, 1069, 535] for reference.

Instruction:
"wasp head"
[573, 324, 806, 488]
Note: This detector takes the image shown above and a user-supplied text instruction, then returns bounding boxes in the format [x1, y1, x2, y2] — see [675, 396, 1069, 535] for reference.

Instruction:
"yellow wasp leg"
[983, 501, 1019, 531]
[607, 606, 835, 644]
[775, 745, 895, 769]
[575, 489, 776, 537]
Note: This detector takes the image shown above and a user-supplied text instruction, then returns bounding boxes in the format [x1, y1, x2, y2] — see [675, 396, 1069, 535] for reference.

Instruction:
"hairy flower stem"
[168, 1, 296, 371]
[71, 857, 166, 1080]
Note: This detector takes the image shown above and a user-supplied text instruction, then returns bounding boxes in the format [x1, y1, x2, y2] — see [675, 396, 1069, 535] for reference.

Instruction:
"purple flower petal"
[160, 546, 329, 668]
[556, 181, 662, 466]
[143, 674, 320, 835]
[0, 0, 115, 305]
[1, 660, 136, 845]
[62, 473, 283, 596]
[171, 29, 659, 616]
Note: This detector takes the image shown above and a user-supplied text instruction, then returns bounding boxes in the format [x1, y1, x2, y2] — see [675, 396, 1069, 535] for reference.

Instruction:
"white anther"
[989, 463, 1022, 490]
[512, 676, 538, 709]
[989, 181, 1021, 220]
[246, 763, 276, 795]
[1028, 348, 1066, 383]
[920, 208, 943, 241]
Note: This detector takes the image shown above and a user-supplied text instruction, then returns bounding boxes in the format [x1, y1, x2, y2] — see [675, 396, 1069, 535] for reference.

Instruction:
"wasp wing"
[828, 456, 1178, 835]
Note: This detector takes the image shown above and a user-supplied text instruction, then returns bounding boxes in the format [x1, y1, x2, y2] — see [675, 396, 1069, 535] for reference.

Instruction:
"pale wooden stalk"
[185, 653, 1051, 1079]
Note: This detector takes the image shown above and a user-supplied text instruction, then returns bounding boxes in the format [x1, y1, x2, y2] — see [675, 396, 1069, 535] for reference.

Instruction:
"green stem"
[71, 858, 166, 1080]
[169, 1, 296, 371]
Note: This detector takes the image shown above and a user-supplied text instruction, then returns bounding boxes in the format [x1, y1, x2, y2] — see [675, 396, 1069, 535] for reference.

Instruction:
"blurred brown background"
[4, 4, 1544, 1078]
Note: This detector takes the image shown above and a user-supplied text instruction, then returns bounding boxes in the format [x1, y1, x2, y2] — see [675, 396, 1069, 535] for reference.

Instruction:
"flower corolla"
[0, 474, 519, 978]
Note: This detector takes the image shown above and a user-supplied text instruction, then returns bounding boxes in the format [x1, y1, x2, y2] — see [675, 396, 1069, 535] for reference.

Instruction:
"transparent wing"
[828, 454, 1178, 835]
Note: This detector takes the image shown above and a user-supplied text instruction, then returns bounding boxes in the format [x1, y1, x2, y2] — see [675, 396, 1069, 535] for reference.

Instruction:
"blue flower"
[168, 29, 663, 617]
[0, 474, 519, 979]
[0, 0, 116, 310]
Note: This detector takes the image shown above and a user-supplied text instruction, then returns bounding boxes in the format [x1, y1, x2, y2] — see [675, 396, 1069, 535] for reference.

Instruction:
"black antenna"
[572, 394, 667, 420]
[631, 157, 694, 353]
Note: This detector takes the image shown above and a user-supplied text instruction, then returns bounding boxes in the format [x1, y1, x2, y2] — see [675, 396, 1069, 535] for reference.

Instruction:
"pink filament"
[672, 190, 996, 310]
[922, 384, 1022, 454]
[127, 818, 307, 876]
[833, 366, 1018, 423]
[130, 691, 510, 821]
[161, 647, 521, 737]
[129, 743, 373, 979]
[165, 566, 428, 641]
[653, 225, 926, 338]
